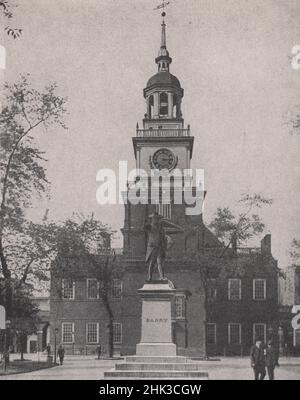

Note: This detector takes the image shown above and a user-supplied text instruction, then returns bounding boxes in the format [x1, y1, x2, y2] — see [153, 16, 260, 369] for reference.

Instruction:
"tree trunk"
[103, 295, 114, 358]
[4, 279, 12, 319]
[0, 237, 12, 318]
[20, 332, 25, 361]
[20, 344, 24, 361]
[203, 292, 208, 360]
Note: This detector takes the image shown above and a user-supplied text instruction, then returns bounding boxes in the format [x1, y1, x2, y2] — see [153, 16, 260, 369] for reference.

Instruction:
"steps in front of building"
[116, 362, 205, 371]
[103, 356, 209, 380]
[125, 356, 188, 363]
[104, 370, 209, 379]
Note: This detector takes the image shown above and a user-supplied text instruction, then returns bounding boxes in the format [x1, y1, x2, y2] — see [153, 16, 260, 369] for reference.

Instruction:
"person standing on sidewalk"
[250, 338, 266, 380]
[57, 345, 65, 366]
[265, 341, 277, 380]
[96, 344, 102, 360]
[46, 344, 51, 357]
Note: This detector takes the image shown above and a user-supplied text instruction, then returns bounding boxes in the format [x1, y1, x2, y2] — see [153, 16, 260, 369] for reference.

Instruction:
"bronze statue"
[144, 212, 183, 281]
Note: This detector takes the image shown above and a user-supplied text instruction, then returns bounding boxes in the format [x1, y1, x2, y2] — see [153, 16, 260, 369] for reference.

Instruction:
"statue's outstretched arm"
[161, 219, 184, 233]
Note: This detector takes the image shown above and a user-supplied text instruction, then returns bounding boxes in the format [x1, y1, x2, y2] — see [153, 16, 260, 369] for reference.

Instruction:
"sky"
[1, 0, 300, 268]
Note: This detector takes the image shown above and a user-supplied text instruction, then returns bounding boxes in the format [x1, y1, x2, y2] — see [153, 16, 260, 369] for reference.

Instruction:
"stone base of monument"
[104, 355, 209, 379]
[136, 342, 176, 356]
[103, 281, 209, 380]
[136, 280, 176, 355]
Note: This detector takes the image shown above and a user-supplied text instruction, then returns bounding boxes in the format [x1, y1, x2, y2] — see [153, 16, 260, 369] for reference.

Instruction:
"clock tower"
[120, 15, 221, 358]
[122, 17, 211, 263]
[133, 19, 194, 174]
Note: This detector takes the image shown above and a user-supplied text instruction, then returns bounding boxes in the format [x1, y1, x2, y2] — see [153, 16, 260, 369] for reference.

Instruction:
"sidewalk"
[1, 355, 299, 380]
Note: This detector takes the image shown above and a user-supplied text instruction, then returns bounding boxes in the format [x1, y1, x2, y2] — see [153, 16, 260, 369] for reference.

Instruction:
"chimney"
[232, 232, 237, 254]
[261, 234, 271, 255]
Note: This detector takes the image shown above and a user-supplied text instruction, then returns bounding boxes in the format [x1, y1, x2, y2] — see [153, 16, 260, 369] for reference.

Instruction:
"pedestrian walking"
[57, 345, 65, 365]
[265, 341, 277, 380]
[46, 343, 51, 357]
[96, 344, 102, 360]
[250, 338, 266, 380]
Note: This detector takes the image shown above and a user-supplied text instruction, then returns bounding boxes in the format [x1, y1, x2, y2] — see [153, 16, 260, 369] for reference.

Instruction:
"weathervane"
[153, 0, 170, 19]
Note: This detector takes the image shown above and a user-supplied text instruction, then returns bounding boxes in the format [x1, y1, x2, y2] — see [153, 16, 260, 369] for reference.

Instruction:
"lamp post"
[268, 326, 274, 341]
[54, 328, 59, 365]
[278, 326, 284, 356]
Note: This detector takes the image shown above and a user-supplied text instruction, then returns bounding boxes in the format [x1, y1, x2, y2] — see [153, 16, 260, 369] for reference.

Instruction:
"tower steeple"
[142, 11, 184, 124]
[155, 20, 172, 72]
[133, 7, 193, 178]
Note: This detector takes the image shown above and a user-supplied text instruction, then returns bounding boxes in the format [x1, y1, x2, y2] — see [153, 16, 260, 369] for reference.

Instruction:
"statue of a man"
[144, 212, 182, 281]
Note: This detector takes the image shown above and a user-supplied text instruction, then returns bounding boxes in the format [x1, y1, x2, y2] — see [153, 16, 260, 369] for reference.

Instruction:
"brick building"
[49, 19, 279, 357]
[279, 265, 300, 306]
[206, 235, 279, 356]
[278, 265, 300, 355]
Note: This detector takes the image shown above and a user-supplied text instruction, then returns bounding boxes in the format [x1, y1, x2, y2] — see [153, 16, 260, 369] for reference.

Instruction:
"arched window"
[159, 92, 168, 116]
[173, 94, 177, 119]
[160, 92, 168, 102]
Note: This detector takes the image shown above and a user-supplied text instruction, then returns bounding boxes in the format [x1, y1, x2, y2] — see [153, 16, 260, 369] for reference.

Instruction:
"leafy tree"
[88, 253, 119, 358]
[287, 105, 300, 135]
[292, 115, 300, 134]
[0, 0, 22, 38]
[0, 283, 39, 361]
[51, 214, 119, 358]
[10, 288, 39, 361]
[209, 194, 272, 256]
[0, 75, 67, 317]
[195, 194, 273, 358]
[289, 238, 300, 264]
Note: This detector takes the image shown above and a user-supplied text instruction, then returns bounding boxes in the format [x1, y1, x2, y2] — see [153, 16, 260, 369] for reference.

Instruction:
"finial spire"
[155, 7, 172, 72]
[161, 19, 166, 49]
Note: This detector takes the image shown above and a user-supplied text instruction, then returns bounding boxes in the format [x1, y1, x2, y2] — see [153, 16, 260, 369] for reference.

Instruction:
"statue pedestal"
[136, 280, 177, 357]
[104, 280, 209, 379]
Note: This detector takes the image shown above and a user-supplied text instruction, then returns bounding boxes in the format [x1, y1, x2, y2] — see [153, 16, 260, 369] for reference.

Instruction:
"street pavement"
[0, 355, 299, 380]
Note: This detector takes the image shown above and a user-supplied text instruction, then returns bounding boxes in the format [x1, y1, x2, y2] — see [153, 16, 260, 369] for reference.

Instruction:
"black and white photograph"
[0, 0, 300, 382]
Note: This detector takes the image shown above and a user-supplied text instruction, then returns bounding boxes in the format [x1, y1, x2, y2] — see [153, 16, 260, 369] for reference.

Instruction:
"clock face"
[152, 148, 177, 171]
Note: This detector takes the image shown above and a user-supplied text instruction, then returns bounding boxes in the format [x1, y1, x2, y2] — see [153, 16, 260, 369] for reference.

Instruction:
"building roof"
[146, 71, 181, 89]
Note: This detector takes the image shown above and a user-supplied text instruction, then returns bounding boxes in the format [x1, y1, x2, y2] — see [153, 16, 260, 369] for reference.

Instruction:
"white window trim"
[86, 279, 100, 300]
[113, 322, 122, 344]
[62, 322, 75, 344]
[62, 279, 75, 300]
[175, 295, 186, 319]
[228, 279, 241, 301]
[206, 323, 217, 345]
[253, 323, 267, 344]
[86, 322, 99, 344]
[253, 279, 266, 300]
[228, 323, 242, 345]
